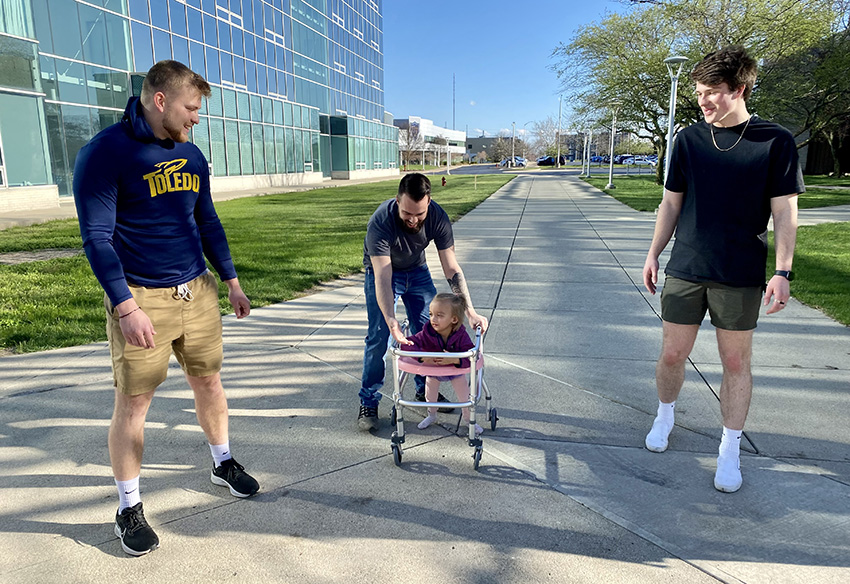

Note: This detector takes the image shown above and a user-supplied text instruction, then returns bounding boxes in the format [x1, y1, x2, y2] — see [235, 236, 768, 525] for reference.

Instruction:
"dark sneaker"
[358, 404, 379, 431]
[211, 458, 260, 498]
[415, 391, 456, 414]
[114, 502, 159, 556]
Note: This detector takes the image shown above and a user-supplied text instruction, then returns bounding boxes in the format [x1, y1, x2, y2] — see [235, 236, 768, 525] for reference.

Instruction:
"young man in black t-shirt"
[642, 46, 804, 493]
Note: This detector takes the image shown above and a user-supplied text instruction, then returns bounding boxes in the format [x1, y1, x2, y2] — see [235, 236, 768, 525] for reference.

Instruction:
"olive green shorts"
[660, 275, 763, 331]
[105, 271, 223, 395]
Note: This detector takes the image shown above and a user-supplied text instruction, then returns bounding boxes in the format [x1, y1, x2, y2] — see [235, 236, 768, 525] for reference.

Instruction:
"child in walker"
[406, 292, 483, 434]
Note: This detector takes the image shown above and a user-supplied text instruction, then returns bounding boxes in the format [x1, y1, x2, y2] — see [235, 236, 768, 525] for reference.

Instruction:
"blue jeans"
[360, 264, 437, 407]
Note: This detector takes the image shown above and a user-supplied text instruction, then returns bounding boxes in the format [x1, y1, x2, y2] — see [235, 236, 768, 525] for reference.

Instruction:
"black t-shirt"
[363, 198, 454, 271]
[664, 116, 805, 286]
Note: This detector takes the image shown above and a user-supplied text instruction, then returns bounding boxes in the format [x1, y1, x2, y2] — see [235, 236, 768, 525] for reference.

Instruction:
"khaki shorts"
[660, 275, 763, 331]
[106, 271, 223, 395]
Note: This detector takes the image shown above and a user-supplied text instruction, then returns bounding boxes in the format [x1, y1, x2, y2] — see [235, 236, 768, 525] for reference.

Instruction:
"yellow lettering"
[192, 175, 200, 192]
[142, 171, 159, 197]
[172, 172, 182, 190]
[154, 174, 167, 195]
[183, 173, 193, 191]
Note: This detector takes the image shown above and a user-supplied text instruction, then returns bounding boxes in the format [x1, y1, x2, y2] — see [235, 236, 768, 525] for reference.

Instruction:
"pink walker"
[388, 322, 497, 469]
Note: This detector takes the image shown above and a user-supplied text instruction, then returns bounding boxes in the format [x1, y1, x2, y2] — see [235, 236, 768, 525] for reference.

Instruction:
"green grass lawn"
[0, 174, 513, 353]
[581, 175, 850, 326]
[583, 174, 850, 210]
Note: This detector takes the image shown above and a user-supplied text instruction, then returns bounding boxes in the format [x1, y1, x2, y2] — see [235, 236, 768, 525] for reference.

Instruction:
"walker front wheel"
[489, 408, 499, 431]
[472, 446, 483, 470]
[392, 444, 402, 466]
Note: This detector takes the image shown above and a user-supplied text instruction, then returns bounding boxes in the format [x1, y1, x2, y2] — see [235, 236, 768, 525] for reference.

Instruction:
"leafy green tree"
[552, 0, 843, 183]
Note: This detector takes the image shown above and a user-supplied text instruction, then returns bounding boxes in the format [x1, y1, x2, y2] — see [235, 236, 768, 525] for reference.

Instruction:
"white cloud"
[469, 100, 476, 106]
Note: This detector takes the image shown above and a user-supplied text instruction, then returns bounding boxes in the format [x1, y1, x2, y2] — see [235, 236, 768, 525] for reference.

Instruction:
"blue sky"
[382, 0, 623, 138]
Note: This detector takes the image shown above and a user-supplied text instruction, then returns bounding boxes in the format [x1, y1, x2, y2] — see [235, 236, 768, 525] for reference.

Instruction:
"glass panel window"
[153, 29, 173, 62]
[302, 130, 312, 164]
[55, 59, 88, 104]
[252, 123, 265, 174]
[105, 11, 131, 70]
[44, 102, 68, 195]
[169, 0, 187, 37]
[85, 65, 117, 108]
[233, 56, 245, 87]
[262, 97, 273, 124]
[132, 22, 154, 72]
[150, 0, 169, 29]
[284, 102, 292, 126]
[50, 0, 83, 59]
[250, 95, 262, 121]
[257, 64, 267, 95]
[275, 126, 285, 173]
[294, 129, 304, 172]
[0, 36, 38, 92]
[128, 0, 150, 24]
[239, 121, 253, 174]
[218, 18, 231, 53]
[244, 31, 255, 60]
[173, 36, 189, 66]
[209, 117, 226, 176]
[189, 41, 205, 75]
[187, 7, 203, 41]
[39, 56, 57, 100]
[62, 104, 95, 178]
[222, 88, 237, 118]
[237, 91, 250, 120]
[224, 119, 240, 175]
[284, 127, 294, 172]
[203, 13, 217, 45]
[78, 5, 110, 68]
[0, 93, 50, 186]
[232, 25, 243, 56]
[273, 100, 283, 125]
[31, 0, 53, 54]
[192, 116, 211, 161]
[204, 46, 220, 83]
[246, 60, 257, 92]
[264, 124, 275, 173]
[207, 86, 223, 117]
[220, 52, 233, 83]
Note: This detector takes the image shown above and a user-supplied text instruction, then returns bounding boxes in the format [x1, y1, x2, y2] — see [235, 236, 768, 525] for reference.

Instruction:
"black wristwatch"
[774, 270, 794, 281]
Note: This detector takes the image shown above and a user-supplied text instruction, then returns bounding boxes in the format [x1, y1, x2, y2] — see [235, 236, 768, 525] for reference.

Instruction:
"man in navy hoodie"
[74, 60, 259, 556]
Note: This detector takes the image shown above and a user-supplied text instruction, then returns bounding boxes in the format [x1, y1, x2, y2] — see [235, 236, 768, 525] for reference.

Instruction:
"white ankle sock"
[210, 442, 232, 468]
[418, 413, 437, 430]
[116, 476, 141, 512]
[719, 427, 742, 457]
[656, 400, 676, 423]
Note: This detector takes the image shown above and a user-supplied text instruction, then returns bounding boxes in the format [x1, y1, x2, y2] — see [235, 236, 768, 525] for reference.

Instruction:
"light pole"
[522, 120, 533, 160]
[605, 103, 620, 189]
[511, 121, 516, 167]
[664, 55, 688, 183]
[556, 95, 563, 168]
[580, 130, 589, 177]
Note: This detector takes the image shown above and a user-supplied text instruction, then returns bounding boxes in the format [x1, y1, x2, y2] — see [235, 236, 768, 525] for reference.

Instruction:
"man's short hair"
[141, 60, 212, 105]
[398, 173, 431, 202]
[691, 45, 758, 101]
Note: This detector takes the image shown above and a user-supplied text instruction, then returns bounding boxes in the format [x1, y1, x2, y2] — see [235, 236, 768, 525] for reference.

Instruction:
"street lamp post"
[605, 103, 620, 189]
[522, 120, 533, 160]
[663, 56, 689, 183]
[556, 95, 563, 168]
[580, 130, 589, 177]
[511, 121, 516, 168]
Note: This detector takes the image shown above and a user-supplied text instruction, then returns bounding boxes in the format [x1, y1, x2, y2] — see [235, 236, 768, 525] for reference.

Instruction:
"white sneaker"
[714, 454, 742, 493]
[645, 418, 673, 452]
[418, 414, 437, 430]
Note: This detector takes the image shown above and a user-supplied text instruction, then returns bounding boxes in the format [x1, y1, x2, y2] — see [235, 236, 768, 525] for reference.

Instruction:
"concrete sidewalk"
[1, 173, 849, 583]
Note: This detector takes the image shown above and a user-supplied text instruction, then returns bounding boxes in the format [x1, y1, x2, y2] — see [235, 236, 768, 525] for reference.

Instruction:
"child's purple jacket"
[406, 322, 475, 368]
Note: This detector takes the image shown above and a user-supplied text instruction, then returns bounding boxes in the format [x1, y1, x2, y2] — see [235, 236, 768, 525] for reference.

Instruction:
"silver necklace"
[710, 115, 752, 152]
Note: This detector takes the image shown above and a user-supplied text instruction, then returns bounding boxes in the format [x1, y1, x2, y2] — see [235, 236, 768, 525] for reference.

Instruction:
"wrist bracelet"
[119, 307, 141, 319]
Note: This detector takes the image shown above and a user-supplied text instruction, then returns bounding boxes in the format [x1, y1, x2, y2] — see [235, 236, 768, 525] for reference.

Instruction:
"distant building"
[465, 137, 500, 162]
[394, 117, 465, 167]
[0, 0, 399, 212]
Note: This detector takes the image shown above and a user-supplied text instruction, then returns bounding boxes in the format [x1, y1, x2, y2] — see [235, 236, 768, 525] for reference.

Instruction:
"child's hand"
[421, 357, 441, 365]
[431, 357, 460, 366]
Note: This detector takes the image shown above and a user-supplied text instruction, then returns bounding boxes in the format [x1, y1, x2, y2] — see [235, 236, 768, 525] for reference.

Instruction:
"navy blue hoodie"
[74, 97, 236, 306]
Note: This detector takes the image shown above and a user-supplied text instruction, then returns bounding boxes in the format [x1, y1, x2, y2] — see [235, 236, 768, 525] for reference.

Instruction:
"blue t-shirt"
[74, 97, 236, 305]
[363, 198, 454, 271]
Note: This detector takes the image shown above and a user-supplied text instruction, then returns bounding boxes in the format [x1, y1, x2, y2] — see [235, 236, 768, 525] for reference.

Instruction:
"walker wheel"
[392, 444, 402, 466]
[390, 405, 397, 426]
[489, 408, 499, 431]
[473, 446, 483, 470]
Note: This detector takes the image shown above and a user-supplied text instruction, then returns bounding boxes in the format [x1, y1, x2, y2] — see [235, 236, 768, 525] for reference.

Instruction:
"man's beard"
[399, 217, 424, 234]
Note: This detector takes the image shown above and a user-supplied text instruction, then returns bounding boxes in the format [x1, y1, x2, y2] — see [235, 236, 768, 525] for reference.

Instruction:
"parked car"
[536, 155, 567, 166]
[499, 156, 527, 167]
[589, 155, 604, 163]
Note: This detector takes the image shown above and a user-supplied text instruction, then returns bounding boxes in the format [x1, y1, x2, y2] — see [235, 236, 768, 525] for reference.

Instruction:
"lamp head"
[664, 55, 689, 66]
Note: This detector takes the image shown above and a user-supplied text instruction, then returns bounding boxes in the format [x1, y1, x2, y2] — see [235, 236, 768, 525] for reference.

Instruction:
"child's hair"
[432, 292, 466, 329]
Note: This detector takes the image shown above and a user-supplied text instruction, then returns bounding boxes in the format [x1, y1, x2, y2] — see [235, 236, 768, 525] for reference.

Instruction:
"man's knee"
[660, 345, 690, 367]
[720, 352, 750, 376]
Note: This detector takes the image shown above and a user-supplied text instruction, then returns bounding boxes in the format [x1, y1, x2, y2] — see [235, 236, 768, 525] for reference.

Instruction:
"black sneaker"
[211, 458, 260, 498]
[415, 391, 456, 414]
[114, 502, 159, 556]
[358, 404, 379, 431]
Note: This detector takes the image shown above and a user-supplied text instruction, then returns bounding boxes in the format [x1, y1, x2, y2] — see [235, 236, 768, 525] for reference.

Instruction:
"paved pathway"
[1, 173, 848, 583]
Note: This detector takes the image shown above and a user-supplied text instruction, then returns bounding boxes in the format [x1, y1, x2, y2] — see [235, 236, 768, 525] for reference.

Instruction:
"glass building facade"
[0, 0, 398, 203]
